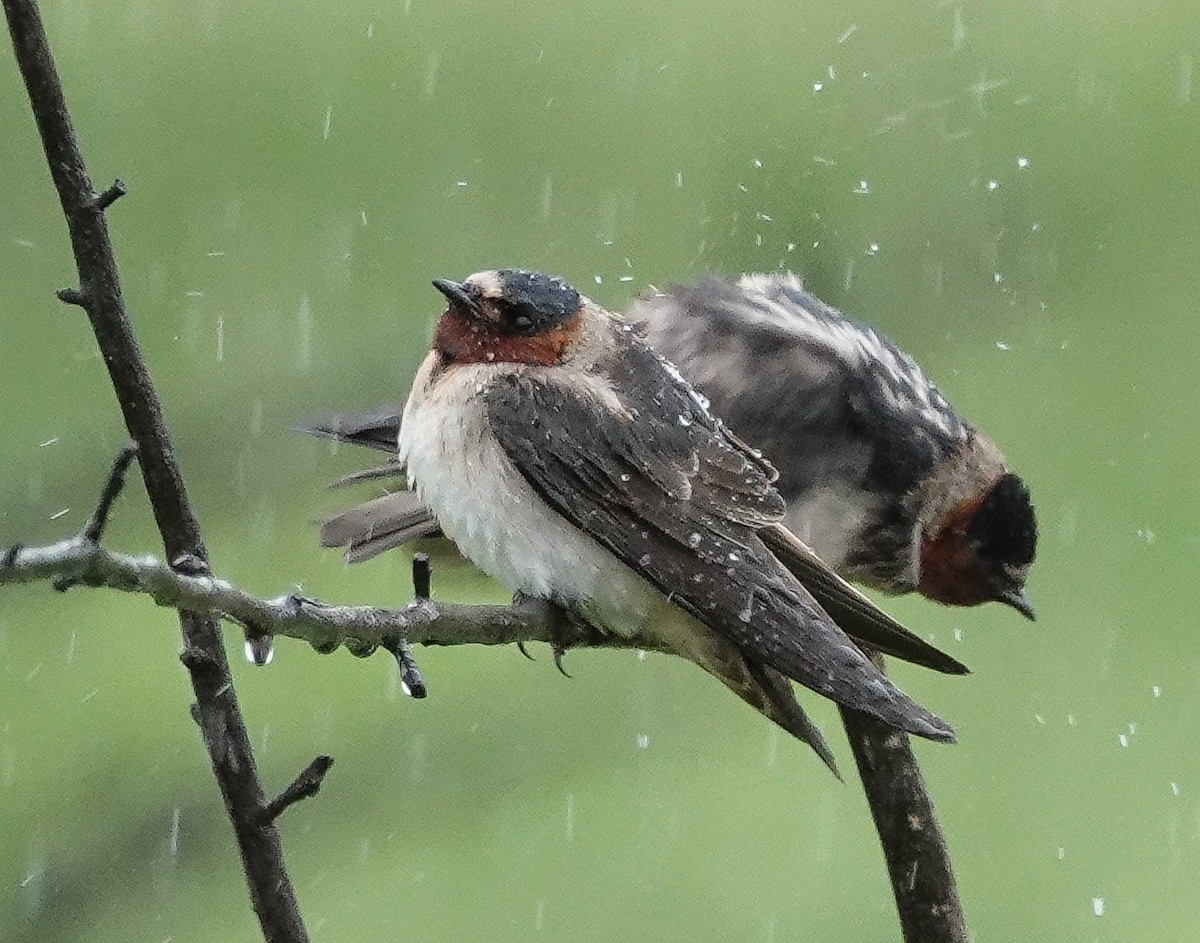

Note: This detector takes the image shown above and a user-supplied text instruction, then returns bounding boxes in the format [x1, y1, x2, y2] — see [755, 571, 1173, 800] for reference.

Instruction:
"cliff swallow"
[302, 273, 1036, 619]
[629, 274, 1037, 618]
[333, 269, 969, 773]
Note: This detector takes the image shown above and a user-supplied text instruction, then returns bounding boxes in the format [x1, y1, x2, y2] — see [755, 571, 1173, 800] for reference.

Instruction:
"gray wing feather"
[632, 275, 966, 502]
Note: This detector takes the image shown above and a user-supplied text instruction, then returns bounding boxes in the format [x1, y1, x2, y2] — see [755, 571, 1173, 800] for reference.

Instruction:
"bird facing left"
[342, 269, 967, 773]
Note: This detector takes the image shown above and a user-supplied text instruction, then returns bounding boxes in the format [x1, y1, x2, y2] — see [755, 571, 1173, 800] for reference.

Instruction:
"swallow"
[302, 272, 1036, 619]
[327, 268, 970, 773]
[629, 274, 1037, 618]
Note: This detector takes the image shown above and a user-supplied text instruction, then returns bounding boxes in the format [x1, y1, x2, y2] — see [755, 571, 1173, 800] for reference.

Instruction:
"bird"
[629, 273, 1038, 618]
[315, 268, 973, 774]
[302, 272, 1037, 619]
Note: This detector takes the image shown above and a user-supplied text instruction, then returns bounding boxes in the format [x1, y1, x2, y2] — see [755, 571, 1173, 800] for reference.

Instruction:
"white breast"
[398, 357, 660, 637]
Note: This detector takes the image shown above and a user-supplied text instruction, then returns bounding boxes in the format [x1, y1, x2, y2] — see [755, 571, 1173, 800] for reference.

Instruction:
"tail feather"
[295, 407, 403, 452]
[319, 492, 444, 563]
[674, 625, 839, 776]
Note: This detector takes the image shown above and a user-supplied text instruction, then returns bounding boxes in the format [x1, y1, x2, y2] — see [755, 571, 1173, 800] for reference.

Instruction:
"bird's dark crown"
[967, 472, 1037, 569]
[460, 269, 581, 336]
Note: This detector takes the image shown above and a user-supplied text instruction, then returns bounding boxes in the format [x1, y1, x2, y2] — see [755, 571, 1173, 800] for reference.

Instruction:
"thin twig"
[82, 442, 138, 542]
[3, 3, 310, 940]
[262, 757, 335, 823]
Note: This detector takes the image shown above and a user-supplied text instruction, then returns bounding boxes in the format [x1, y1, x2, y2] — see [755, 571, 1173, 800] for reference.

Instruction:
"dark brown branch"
[2, 3, 310, 941]
[840, 658, 967, 943]
[93, 177, 127, 210]
[262, 757, 335, 823]
[82, 442, 138, 542]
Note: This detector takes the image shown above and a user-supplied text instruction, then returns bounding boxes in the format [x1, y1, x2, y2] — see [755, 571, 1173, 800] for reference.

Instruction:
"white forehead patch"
[465, 270, 505, 299]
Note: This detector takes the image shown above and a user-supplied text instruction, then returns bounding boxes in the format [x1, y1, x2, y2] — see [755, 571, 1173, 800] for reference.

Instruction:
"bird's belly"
[783, 482, 875, 571]
[399, 364, 659, 636]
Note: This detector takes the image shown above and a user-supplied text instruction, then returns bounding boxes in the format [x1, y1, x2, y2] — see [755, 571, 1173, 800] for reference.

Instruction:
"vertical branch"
[3, 3, 310, 941]
[840, 656, 967, 943]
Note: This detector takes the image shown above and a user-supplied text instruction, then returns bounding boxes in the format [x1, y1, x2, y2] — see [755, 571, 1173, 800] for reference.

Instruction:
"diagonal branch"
[842, 679, 967, 942]
[3, 3, 310, 940]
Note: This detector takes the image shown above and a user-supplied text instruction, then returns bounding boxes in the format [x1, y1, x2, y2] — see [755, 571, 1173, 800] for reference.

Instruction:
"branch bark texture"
[3, 3, 310, 940]
[842, 699, 967, 943]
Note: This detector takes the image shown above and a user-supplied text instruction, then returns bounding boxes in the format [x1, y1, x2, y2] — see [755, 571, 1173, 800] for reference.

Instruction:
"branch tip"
[180, 645, 218, 673]
[93, 178, 127, 210]
[262, 755, 335, 822]
[388, 639, 427, 698]
[82, 443, 139, 543]
[56, 286, 87, 307]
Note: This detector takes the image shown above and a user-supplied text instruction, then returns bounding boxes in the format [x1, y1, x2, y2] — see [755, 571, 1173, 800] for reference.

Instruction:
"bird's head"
[917, 470, 1038, 619]
[431, 269, 586, 366]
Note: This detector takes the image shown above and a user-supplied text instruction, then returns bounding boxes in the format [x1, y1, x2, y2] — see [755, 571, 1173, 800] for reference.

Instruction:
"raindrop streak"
[636, 734, 649, 749]
[297, 296, 312, 373]
[1180, 54, 1193, 105]
[169, 808, 181, 860]
[1092, 897, 1106, 917]
[564, 794, 575, 842]
[535, 900, 545, 931]
[322, 106, 332, 140]
[423, 51, 441, 98]
[49, 508, 69, 521]
[540, 176, 554, 219]
[216, 316, 224, 362]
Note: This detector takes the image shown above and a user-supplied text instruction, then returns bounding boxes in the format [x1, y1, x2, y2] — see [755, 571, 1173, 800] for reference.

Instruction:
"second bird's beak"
[997, 587, 1036, 621]
[432, 278, 482, 316]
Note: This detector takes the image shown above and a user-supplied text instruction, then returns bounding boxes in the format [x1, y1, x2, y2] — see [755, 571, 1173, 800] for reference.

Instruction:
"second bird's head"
[431, 269, 587, 367]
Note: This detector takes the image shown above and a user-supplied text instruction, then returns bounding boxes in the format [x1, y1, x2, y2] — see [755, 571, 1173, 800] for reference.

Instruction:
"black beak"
[997, 587, 1036, 621]
[432, 278, 482, 316]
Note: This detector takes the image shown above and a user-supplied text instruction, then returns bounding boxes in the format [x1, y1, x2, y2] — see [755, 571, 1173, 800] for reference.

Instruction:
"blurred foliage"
[2, 0, 1198, 940]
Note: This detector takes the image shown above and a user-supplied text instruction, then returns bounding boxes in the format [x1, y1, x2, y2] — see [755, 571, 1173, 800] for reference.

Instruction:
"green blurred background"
[2, 0, 1197, 939]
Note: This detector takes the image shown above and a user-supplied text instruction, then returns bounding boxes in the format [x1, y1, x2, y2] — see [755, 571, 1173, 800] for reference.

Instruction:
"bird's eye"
[494, 299, 539, 335]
